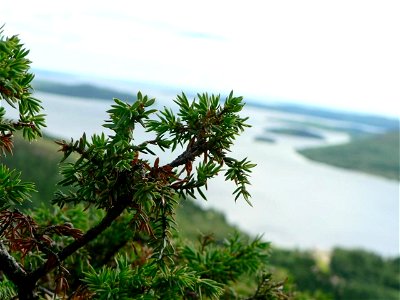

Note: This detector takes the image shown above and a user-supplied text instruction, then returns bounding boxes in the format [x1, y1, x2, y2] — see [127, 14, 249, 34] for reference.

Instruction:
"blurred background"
[2, 0, 399, 298]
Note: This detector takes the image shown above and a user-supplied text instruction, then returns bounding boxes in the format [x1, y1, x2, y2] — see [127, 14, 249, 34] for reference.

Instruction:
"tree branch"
[29, 199, 128, 282]
[12, 121, 37, 129]
[168, 139, 208, 168]
[0, 241, 27, 285]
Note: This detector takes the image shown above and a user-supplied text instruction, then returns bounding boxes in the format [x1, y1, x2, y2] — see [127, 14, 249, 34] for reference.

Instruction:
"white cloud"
[2, 0, 399, 116]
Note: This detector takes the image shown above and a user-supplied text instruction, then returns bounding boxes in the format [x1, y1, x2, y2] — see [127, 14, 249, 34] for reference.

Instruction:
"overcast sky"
[2, 0, 400, 116]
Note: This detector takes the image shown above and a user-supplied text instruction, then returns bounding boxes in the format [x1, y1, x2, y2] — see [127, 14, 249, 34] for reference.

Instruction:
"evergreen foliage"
[0, 26, 45, 144]
[0, 28, 291, 299]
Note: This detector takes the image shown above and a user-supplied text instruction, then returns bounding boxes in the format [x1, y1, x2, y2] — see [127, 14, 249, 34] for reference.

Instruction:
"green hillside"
[2, 135, 399, 299]
[3, 135, 400, 298]
[298, 131, 400, 180]
[1, 134, 64, 208]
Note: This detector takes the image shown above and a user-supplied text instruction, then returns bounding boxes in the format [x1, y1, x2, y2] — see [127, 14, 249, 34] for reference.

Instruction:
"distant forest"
[247, 102, 399, 131]
[299, 131, 400, 180]
[33, 79, 399, 133]
[33, 80, 136, 101]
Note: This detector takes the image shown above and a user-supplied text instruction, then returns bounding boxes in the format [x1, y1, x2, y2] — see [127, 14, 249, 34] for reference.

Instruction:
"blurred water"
[5, 92, 399, 256]
[206, 113, 399, 256]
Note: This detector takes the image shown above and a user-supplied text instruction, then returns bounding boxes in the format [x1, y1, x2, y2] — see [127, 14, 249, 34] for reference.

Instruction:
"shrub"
[0, 27, 291, 299]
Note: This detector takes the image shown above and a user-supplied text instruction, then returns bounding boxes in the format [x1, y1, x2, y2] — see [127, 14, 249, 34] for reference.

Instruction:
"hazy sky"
[2, 0, 400, 116]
